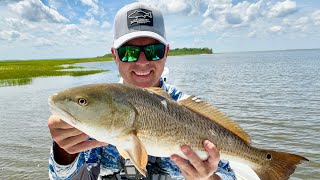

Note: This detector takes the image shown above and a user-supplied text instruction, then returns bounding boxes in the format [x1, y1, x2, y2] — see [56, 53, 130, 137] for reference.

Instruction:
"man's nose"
[135, 51, 149, 65]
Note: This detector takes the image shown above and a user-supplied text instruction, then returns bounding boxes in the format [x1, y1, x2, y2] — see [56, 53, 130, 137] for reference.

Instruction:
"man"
[48, 2, 236, 180]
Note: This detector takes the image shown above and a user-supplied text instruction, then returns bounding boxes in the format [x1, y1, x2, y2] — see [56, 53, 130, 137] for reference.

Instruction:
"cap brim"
[113, 31, 168, 49]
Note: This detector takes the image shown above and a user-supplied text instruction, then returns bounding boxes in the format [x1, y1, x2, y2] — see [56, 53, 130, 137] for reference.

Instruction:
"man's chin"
[133, 82, 154, 88]
[131, 79, 158, 88]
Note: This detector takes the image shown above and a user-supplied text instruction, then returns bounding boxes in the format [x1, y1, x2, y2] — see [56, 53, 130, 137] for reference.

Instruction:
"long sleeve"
[49, 143, 103, 180]
[215, 160, 237, 180]
[49, 145, 86, 180]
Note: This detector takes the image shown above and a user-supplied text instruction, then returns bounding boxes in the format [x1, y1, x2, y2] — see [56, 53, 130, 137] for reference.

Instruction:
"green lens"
[118, 44, 165, 62]
[144, 44, 165, 61]
[118, 46, 140, 62]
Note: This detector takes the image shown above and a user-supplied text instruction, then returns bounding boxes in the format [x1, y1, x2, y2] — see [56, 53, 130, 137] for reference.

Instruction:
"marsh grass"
[0, 57, 112, 86]
[0, 78, 32, 86]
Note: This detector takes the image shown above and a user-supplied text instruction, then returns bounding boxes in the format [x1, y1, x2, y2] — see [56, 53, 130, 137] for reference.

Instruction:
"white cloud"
[223, 1, 263, 25]
[312, 10, 320, 25]
[47, 0, 63, 11]
[3, 17, 35, 31]
[202, 0, 231, 19]
[270, 25, 283, 33]
[61, 24, 83, 36]
[282, 16, 312, 33]
[291, 17, 309, 31]
[268, 0, 297, 18]
[34, 37, 57, 47]
[201, 17, 226, 32]
[201, 0, 264, 32]
[248, 30, 257, 38]
[9, 0, 68, 23]
[81, 0, 97, 7]
[79, 17, 99, 27]
[139, 0, 201, 15]
[101, 21, 111, 29]
[198, 0, 311, 38]
[245, 1, 264, 22]
[1, 0, 24, 4]
[0, 30, 32, 41]
[81, 0, 99, 16]
[0, 30, 21, 41]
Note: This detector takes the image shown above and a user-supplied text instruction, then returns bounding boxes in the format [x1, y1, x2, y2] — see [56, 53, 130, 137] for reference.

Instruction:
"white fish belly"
[144, 143, 209, 160]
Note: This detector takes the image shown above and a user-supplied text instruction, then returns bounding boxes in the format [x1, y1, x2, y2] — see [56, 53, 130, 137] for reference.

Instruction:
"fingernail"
[170, 155, 177, 162]
[204, 140, 210, 146]
[181, 145, 189, 153]
[204, 140, 213, 148]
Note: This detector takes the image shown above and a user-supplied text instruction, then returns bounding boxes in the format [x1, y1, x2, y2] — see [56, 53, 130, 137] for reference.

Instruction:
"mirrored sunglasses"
[117, 43, 166, 62]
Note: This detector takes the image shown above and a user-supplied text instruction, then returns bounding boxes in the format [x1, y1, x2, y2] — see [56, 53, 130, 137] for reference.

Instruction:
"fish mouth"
[48, 96, 79, 127]
[48, 96, 119, 141]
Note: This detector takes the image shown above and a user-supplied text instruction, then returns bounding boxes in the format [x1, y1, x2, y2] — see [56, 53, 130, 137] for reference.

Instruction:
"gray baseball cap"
[113, 2, 167, 48]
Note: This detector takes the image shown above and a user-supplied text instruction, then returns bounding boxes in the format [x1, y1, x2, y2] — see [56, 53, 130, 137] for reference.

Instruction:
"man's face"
[112, 37, 169, 88]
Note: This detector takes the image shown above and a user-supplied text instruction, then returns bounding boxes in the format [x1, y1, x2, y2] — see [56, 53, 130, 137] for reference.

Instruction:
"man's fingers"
[171, 142, 221, 179]
[47, 115, 108, 154]
[66, 140, 108, 154]
[48, 115, 84, 143]
[52, 128, 84, 142]
[48, 115, 74, 129]
[180, 145, 208, 174]
[170, 154, 195, 177]
[58, 133, 89, 149]
[203, 140, 220, 170]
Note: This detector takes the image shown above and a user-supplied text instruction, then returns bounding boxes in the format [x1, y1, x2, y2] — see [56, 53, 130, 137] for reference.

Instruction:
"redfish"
[48, 83, 308, 180]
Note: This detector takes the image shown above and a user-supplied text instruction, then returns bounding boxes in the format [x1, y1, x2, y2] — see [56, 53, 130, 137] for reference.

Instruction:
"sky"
[0, 0, 320, 60]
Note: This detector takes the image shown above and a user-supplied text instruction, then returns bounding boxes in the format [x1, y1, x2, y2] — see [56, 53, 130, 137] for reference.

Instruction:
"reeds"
[0, 57, 112, 86]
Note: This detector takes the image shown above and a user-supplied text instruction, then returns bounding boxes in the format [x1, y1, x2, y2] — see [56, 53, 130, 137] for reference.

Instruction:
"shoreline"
[0, 57, 113, 87]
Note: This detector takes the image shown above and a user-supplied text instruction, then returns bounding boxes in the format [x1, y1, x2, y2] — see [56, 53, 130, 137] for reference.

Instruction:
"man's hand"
[170, 140, 221, 180]
[48, 115, 107, 164]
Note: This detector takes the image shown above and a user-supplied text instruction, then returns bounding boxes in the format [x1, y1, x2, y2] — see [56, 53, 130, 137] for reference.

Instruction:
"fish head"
[48, 84, 137, 142]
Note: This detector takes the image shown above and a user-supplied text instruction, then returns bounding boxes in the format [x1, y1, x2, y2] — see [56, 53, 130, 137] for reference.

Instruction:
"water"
[0, 50, 319, 179]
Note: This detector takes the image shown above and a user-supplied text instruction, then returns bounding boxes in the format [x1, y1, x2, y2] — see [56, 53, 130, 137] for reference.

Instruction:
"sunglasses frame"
[116, 43, 166, 62]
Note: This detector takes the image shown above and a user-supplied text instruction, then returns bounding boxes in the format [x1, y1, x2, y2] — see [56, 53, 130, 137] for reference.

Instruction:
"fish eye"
[266, 153, 272, 160]
[78, 98, 88, 106]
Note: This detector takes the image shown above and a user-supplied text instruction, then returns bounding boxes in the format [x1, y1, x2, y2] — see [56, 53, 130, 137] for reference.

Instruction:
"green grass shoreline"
[0, 57, 113, 87]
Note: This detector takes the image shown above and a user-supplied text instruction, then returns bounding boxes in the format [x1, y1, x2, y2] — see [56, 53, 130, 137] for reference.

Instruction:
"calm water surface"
[0, 50, 319, 179]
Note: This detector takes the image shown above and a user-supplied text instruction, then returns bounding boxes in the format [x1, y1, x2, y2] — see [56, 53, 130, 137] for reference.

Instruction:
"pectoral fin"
[116, 133, 148, 177]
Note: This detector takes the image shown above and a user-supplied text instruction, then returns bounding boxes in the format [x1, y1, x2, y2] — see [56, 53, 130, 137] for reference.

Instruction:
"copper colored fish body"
[48, 83, 308, 180]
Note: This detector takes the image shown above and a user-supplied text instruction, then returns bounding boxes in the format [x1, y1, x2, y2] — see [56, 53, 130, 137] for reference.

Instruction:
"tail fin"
[253, 149, 308, 180]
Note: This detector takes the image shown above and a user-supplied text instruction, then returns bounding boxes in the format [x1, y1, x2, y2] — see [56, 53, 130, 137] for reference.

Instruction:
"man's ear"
[111, 48, 116, 59]
[111, 47, 119, 63]
[165, 44, 170, 57]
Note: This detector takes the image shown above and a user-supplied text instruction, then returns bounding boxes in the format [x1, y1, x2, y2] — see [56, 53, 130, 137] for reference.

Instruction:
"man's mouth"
[133, 70, 152, 76]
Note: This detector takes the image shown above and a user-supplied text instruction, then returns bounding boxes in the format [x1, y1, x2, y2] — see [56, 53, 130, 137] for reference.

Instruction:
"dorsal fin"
[178, 96, 252, 144]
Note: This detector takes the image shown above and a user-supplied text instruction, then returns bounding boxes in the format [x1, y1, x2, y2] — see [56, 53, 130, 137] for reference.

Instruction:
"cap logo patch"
[127, 8, 153, 28]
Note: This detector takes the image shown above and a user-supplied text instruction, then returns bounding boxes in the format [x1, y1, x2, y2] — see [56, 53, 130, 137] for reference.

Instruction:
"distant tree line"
[168, 47, 213, 56]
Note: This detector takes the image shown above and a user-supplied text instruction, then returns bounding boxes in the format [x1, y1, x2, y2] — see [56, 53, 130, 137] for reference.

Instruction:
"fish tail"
[253, 149, 308, 180]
